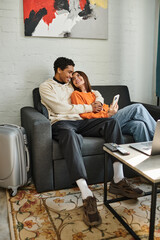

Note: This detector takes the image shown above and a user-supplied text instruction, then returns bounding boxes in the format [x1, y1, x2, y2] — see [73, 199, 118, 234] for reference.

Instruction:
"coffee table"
[103, 143, 160, 240]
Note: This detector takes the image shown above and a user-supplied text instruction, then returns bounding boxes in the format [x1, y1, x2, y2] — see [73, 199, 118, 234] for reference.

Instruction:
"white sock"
[76, 178, 93, 200]
[113, 162, 124, 183]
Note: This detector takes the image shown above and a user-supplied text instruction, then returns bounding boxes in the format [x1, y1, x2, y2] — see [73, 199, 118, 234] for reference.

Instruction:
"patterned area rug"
[7, 178, 160, 240]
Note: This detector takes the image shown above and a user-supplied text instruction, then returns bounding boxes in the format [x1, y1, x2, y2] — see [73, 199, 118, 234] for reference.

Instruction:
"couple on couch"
[40, 57, 156, 227]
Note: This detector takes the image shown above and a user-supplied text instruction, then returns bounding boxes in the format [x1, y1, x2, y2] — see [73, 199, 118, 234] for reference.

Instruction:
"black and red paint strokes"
[23, 0, 93, 36]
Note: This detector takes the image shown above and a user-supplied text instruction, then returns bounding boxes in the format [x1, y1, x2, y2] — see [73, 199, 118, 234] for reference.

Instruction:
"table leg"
[104, 152, 108, 203]
[149, 183, 157, 240]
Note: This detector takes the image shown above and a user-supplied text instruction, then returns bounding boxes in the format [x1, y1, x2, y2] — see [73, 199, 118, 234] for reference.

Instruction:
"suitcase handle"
[0, 123, 20, 128]
[25, 146, 30, 172]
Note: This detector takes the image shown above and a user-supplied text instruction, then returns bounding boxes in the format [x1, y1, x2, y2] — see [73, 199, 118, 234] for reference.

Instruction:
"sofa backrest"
[33, 88, 49, 118]
[33, 85, 131, 116]
[92, 85, 131, 109]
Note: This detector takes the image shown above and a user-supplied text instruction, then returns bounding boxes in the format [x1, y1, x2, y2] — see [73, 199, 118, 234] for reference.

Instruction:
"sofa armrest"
[131, 101, 160, 121]
[21, 107, 53, 192]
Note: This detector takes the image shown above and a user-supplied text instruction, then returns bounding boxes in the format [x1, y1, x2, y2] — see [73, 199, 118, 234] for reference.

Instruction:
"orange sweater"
[71, 90, 109, 119]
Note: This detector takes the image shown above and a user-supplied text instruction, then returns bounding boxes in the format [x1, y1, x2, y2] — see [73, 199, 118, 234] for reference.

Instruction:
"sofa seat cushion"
[52, 134, 134, 160]
[52, 137, 105, 160]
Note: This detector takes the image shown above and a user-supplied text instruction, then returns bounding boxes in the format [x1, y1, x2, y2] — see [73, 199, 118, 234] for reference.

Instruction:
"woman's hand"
[108, 103, 119, 117]
[91, 101, 103, 112]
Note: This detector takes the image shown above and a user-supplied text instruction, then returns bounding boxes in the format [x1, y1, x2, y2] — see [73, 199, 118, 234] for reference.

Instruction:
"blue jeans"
[112, 104, 156, 142]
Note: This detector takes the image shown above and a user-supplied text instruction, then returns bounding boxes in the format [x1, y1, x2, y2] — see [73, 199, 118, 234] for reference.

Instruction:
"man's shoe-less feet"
[83, 196, 102, 227]
[109, 178, 144, 199]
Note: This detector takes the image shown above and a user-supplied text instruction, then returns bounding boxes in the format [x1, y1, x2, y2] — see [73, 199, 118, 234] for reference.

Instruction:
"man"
[40, 57, 144, 227]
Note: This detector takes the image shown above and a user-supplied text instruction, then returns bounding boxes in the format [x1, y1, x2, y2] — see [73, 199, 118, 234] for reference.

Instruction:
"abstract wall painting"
[23, 0, 108, 39]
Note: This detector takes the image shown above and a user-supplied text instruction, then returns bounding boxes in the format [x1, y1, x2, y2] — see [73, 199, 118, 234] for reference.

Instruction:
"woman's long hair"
[71, 71, 92, 92]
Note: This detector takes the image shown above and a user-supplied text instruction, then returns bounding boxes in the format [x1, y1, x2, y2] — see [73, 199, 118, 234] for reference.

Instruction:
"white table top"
[103, 144, 160, 183]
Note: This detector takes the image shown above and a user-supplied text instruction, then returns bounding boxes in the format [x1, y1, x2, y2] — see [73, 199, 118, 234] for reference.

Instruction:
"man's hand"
[108, 103, 119, 117]
[91, 101, 103, 113]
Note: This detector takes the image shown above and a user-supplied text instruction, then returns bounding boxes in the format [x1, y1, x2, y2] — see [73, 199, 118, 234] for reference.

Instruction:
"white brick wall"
[0, 0, 157, 125]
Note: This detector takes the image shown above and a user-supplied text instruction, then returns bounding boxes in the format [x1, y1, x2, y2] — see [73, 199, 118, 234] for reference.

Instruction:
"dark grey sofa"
[21, 85, 160, 193]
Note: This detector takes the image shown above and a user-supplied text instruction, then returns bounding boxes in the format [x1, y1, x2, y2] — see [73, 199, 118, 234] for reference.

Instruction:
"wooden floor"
[0, 188, 10, 240]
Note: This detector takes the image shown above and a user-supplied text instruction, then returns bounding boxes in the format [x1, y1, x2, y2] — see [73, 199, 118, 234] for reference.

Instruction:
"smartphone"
[112, 94, 120, 107]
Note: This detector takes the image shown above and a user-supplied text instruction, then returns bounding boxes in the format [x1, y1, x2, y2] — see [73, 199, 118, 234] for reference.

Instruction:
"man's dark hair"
[54, 57, 75, 73]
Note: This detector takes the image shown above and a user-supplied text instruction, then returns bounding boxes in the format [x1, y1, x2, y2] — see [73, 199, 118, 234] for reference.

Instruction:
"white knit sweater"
[40, 78, 104, 125]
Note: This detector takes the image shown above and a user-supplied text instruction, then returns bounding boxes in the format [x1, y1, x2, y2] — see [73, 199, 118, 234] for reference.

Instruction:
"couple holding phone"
[71, 70, 155, 144]
[71, 76, 129, 155]
[40, 58, 156, 227]
[71, 71, 120, 119]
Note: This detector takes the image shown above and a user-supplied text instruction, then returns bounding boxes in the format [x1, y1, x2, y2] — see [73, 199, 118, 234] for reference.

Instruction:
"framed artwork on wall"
[23, 0, 108, 39]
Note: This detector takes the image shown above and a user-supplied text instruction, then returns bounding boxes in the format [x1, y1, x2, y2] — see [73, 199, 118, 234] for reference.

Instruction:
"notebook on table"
[129, 119, 160, 156]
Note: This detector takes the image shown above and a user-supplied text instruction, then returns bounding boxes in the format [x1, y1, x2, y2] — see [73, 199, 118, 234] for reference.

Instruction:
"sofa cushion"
[52, 134, 134, 160]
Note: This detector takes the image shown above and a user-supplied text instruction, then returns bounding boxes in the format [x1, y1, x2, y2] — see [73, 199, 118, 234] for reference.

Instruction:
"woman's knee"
[134, 103, 145, 111]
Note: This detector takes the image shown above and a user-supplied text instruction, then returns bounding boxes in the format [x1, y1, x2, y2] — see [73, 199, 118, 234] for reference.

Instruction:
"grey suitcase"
[0, 124, 30, 196]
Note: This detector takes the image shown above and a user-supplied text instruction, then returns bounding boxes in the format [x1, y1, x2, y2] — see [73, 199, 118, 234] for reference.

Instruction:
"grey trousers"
[52, 118, 124, 184]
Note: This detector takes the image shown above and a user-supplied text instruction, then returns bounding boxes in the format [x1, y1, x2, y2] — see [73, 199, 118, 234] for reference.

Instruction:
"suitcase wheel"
[9, 189, 17, 197]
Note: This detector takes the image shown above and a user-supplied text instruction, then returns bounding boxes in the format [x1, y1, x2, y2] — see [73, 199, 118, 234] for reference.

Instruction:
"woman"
[71, 71, 115, 119]
[71, 71, 156, 143]
[71, 70, 153, 200]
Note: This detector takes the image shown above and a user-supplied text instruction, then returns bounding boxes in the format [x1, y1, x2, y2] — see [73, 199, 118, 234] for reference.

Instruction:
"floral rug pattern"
[7, 178, 160, 240]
